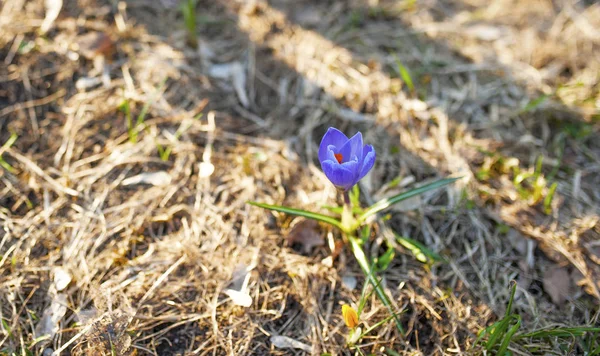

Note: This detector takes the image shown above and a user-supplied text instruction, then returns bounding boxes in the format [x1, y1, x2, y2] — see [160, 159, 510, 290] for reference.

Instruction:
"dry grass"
[0, 0, 599, 355]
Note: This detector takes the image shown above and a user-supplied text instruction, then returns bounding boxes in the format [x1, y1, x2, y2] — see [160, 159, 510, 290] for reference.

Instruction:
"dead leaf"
[35, 293, 67, 338]
[270, 335, 311, 352]
[40, 0, 62, 34]
[77, 32, 115, 60]
[223, 289, 252, 307]
[199, 162, 215, 178]
[53, 267, 71, 292]
[121, 172, 172, 186]
[341, 274, 357, 291]
[542, 266, 571, 305]
[208, 62, 249, 108]
[287, 219, 324, 254]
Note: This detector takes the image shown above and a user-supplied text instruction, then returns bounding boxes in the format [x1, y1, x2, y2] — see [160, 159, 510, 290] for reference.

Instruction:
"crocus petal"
[356, 145, 376, 181]
[326, 145, 339, 162]
[319, 128, 349, 163]
[337, 132, 363, 164]
[322, 160, 359, 190]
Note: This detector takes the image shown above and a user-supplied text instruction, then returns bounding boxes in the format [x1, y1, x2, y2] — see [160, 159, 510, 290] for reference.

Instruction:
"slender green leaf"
[475, 320, 502, 349]
[385, 349, 401, 356]
[521, 94, 549, 113]
[395, 234, 444, 264]
[348, 236, 404, 334]
[375, 246, 395, 272]
[497, 315, 521, 355]
[505, 280, 517, 318]
[181, 0, 199, 48]
[137, 77, 167, 127]
[517, 326, 600, 339]
[359, 313, 395, 337]
[0, 159, 14, 172]
[360, 224, 371, 244]
[1, 318, 11, 337]
[0, 133, 17, 173]
[486, 317, 512, 351]
[392, 54, 414, 93]
[359, 177, 460, 222]
[544, 182, 558, 215]
[0, 133, 17, 152]
[321, 205, 363, 215]
[248, 201, 342, 229]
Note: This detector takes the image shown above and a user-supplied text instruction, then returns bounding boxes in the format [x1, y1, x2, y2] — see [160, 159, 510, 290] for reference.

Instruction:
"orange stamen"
[334, 153, 343, 163]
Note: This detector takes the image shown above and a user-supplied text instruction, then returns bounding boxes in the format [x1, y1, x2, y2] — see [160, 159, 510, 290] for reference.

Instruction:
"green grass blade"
[248, 201, 342, 229]
[475, 321, 498, 348]
[359, 177, 460, 222]
[392, 54, 414, 93]
[0, 133, 18, 172]
[136, 77, 167, 127]
[0, 159, 14, 172]
[497, 315, 521, 355]
[505, 280, 517, 318]
[385, 349, 401, 356]
[543, 182, 558, 215]
[521, 94, 549, 113]
[359, 313, 396, 337]
[374, 246, 395, 272]
[517, 326, 600, 339]
[486, 317, 511, 351]
[1, 133, 18, 152]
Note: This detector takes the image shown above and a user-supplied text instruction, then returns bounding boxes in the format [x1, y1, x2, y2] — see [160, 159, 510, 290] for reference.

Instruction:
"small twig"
[0, 88, 66, 118]
[137, 255, 186, 307]
[8, 150, 79, 196]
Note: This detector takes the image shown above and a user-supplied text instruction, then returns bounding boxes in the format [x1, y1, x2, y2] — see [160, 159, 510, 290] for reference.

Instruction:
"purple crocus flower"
[318, 127, 376, 191]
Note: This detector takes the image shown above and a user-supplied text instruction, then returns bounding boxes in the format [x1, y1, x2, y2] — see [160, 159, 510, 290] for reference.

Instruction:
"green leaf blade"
[248, 201, 342, 229]
[394, 234, 444, 264]
[359, 177, 460, 222]
[392, 54, 415, 93]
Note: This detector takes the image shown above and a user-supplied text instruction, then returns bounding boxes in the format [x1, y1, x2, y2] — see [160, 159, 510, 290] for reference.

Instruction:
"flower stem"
[348, 235, 404, 334]
[340, 189, 404, 335]
[341, 190, 353, 233]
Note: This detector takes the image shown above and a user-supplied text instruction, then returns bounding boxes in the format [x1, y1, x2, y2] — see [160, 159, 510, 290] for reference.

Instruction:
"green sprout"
[0, 133, 18, 172]
[119, 78, 167, 144]
[156, 113, 202, 161]
[181, 0, 199, 48]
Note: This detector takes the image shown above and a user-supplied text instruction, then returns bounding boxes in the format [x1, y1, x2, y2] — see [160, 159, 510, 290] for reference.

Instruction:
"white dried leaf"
[542, 267, 571, 305]
[199, 162, 215, 178]
[76, 308, 97, 324]
[270, 335, 312, 352]
[53, 267, 71, 292]
[208, 62, 249, 107]
[75, 76, 102, 91]
[465, 25, 506, 41]
[121, 172, 172, 186]
[36, 294, 67, 338]
[341, 274, 357, 291]
[404, 99, 428, 112]
[40, 0, 62, 34]
[321, 256, 333, 267]
[287, 219, 324, 254]
[230, 263, 254, 291]
[223, 289, 252, 307]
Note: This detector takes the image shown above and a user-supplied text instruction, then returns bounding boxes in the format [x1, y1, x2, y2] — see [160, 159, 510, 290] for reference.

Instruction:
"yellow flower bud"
[342, 304, 359, 328]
